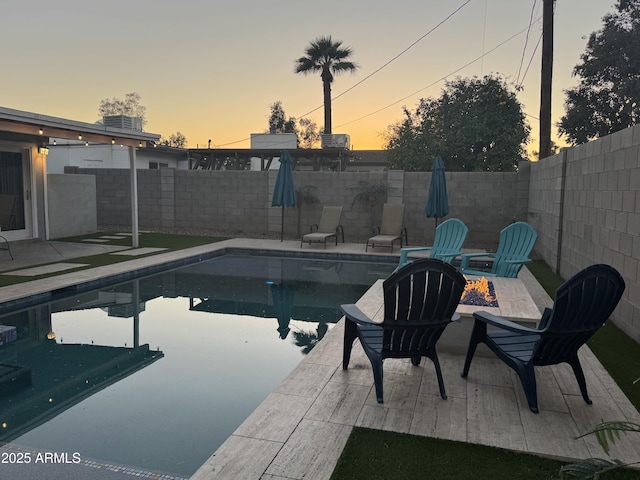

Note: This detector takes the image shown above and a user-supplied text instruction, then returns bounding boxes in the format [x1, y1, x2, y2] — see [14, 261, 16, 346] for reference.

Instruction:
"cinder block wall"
[77, 167, 529, 244]
[530, 124, 640, 343]
[47, 173, 97, 238]
[79, 167, 133, 226]
[293, 171, 389, 241]
[528, 153, 565, 270]
[174, 170, 269, 234]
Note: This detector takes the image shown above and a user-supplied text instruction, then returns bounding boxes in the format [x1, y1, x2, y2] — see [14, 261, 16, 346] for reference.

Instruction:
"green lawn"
[0, 232, 227, 287]
[330, 260, 640, 480]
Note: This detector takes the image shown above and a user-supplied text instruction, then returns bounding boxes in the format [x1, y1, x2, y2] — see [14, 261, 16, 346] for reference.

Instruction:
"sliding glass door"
[0, 149, 33, 240]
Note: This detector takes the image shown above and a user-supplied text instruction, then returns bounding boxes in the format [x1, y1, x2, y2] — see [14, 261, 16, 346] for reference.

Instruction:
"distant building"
[346, 150, 388, 171]
[250, 133, 298, 149]
[47, 116, 189, 173]
[47, 141, 189, 173]
[249, 133, 298, 171]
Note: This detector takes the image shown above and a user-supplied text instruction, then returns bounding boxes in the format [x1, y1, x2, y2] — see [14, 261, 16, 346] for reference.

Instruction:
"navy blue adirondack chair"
[341, 258, 466, 403]
[461, 264, 625, 413]
[397, 218, 468, 269]
[460, 221, 538, 278]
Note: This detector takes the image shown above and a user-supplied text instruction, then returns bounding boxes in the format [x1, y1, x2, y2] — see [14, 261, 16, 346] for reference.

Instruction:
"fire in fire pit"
[460, 276, 498, 307]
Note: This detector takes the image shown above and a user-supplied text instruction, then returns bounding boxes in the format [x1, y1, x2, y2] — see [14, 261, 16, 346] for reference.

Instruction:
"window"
[149, 162, 169, 169]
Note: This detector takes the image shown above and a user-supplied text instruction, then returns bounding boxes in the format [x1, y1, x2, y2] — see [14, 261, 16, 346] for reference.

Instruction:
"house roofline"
[0, 106, 161, 147]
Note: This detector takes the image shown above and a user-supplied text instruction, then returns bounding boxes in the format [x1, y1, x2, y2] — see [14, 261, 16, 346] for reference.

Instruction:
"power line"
[335, 24, 536, 129]
[215, 136, 251, 148]
[517, 32, 542, 89]
[296, 0, 472, 120]
[331, 2, 472, 104]
[516, 0, 539, 86]
[216, 15, 541, 148]
[216, 1, 473, 148]
[218, 21, 539, 146]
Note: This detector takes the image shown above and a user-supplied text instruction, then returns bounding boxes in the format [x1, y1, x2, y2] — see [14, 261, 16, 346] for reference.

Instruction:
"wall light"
[38, 146, 49, 155]
[38, 127, 44, 135]
[85, 141, 89, 146]
[111, 138, 116, 145]
[78, 134, 83, 140]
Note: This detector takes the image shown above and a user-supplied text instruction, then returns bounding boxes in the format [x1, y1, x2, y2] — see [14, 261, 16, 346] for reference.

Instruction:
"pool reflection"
[0, 254, 394, 475]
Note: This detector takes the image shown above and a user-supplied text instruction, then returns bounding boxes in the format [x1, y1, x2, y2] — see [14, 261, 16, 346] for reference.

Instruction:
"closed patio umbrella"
[270, 282, 295, 339]
[271, 150, 296, 241]
[424, 156, 449, 228]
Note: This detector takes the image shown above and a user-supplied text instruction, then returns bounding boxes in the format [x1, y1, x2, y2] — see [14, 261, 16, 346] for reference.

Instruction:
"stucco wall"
[47, 173, 97, 238]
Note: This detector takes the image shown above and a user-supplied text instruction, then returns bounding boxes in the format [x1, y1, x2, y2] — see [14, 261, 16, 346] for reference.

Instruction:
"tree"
[265, 102, 320, 148]
[385, 75, 530, 172]
[98, 92, 147, 127]
[298, 118, 320, 148]
[559, 0, 640, 145]
[267, 101, 297, 134]
[294, 36, 358, 134]
[160, 132, 187, 148]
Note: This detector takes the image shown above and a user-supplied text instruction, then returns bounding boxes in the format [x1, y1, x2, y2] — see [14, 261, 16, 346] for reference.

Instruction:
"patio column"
[129, 146, 139, 248]
[132, 279, 140, 348]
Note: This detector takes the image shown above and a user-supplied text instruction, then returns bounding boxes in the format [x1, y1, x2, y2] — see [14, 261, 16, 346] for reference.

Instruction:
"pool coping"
[0, 239, 400, 315]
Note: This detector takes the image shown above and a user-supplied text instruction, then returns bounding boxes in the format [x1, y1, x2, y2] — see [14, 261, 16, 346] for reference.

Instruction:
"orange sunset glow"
[1, 1, 611, 153]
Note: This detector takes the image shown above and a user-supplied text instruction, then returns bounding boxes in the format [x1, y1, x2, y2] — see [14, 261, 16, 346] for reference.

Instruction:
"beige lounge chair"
[366, 203, 408, 252]
[301, 206, 345, 248]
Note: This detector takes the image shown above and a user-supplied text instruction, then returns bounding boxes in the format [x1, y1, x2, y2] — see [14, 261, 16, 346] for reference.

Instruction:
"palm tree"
[294, 36, 358, 134]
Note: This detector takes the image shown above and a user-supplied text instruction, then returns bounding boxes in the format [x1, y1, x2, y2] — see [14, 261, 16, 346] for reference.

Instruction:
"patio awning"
[0, 107, 161, 247]
[0, 107, 159, 147]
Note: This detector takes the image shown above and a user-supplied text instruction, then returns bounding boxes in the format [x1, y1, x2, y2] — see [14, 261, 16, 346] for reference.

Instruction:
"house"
[47, 139, 189, 173]
[0, 106, 160, 244]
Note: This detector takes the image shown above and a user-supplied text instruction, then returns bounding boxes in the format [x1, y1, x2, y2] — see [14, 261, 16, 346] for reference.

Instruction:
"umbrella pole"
[281, 205, 285, 241]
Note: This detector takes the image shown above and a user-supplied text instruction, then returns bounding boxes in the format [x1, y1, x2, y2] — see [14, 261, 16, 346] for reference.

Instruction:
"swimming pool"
[0, 253, 395, 477]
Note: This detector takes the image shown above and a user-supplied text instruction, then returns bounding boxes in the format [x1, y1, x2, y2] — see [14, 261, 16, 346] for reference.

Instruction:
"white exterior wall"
[248, 134, 299, 171]
[250, 133, 297, 149]
[47, 144, 188, 173]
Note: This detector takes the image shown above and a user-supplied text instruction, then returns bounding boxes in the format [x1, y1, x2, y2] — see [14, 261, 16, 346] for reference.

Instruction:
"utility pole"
[539, 0, 555, 160]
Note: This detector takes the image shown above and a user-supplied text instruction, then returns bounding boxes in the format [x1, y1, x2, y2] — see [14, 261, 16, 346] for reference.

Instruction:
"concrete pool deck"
[1, 238, 639, 479]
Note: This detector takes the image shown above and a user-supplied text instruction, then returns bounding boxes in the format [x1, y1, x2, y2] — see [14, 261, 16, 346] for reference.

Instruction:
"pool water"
[0, 254, 394, 476]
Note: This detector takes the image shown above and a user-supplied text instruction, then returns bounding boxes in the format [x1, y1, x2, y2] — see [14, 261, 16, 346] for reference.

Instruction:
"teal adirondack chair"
[460, 221, 538, 278]
[398, 218, 468, 268]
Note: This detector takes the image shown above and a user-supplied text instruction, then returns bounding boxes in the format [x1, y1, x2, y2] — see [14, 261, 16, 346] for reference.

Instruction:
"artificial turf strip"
[330, 427, 640, 480]
[527, 259, 640, 411]
[589, 322, 640, 411]
[0, 234, 228, 287]
[526, 259, 566, 299]
[56, 232, 225, 250]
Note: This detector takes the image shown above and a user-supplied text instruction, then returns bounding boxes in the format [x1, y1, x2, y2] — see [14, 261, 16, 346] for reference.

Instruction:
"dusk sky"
[1, 1, 615, 152]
